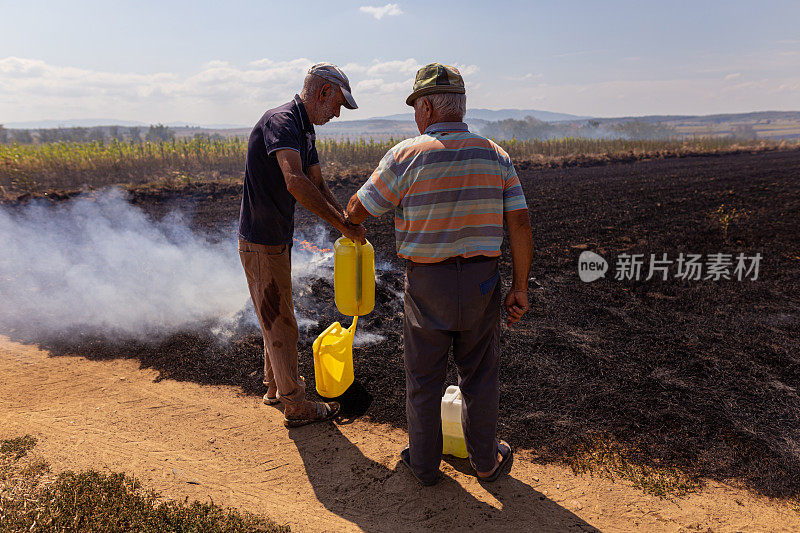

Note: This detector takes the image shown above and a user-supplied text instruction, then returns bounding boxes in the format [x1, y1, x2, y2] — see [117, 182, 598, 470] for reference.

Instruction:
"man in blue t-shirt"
[238, 63, 364, 427]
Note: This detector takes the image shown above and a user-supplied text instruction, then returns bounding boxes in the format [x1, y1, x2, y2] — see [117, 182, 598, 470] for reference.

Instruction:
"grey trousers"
[403, 258, 501, 483]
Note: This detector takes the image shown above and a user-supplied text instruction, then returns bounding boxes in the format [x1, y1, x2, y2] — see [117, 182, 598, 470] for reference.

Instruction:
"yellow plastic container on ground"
[334, 238, 375, 316]
[312, 317, 357, 398]
[441, 385, 469, 458]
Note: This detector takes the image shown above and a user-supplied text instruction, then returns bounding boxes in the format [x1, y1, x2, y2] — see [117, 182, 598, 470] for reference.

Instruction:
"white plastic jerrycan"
[441, 385, 468, 458]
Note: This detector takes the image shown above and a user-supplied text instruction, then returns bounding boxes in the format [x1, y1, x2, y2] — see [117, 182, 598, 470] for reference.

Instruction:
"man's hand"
[345, 193, 371, 226]
[504, 208, 533, 326]
[504, 289, 529, 326]
[338, 192, 369, 243]
[342, 221, 366, 244]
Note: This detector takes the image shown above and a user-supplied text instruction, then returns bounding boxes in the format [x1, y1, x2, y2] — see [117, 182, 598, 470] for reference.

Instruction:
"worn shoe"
[263, 376, 303, 405]
[263, 393, 280, 405]
[283, 401, 340, 428]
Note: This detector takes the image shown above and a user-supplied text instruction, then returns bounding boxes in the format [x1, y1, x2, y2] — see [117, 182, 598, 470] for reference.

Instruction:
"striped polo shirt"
[357, 122, 527, 263]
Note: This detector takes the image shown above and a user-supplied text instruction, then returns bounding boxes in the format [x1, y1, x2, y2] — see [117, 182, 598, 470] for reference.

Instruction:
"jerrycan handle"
[355, 239, 362, 309]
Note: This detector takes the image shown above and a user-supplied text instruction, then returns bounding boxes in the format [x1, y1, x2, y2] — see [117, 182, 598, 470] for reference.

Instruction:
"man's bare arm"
[504, 208, 533, 326]
[308, 164, 344, 214]
[275, 150, 364, 242]
[345, 193, 371, 225]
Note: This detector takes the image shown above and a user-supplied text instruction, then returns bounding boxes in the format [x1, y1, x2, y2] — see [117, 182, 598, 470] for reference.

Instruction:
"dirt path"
[1, 336, 798, 532]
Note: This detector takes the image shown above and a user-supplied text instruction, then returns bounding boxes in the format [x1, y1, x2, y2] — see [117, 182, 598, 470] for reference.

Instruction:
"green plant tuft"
[0, 435, 289, 532]
[0, 435, 37, 460]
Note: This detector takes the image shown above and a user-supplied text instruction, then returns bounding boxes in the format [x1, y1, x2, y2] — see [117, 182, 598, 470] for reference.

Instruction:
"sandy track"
[1, 336, 798, 532]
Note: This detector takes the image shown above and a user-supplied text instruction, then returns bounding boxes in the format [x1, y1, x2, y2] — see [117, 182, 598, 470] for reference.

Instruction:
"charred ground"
[16, 149, 800, 499]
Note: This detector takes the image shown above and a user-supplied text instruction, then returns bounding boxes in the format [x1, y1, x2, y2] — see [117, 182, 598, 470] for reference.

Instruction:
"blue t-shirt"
[238, 95, 320, 245]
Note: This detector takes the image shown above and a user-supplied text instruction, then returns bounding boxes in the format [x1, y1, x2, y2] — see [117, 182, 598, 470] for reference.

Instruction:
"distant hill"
[5, 110, 799, 141]
[315, 108, 591, 140]
[373, 108, 590, 123]
[315, 119, 418, 140]
[562, 110, 800, 125]
[558, 111, 800, 140]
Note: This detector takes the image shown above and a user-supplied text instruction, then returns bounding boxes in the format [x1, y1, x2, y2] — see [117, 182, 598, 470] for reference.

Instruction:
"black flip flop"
[400, 447, 439, 486]
[477, 440, 513, 482]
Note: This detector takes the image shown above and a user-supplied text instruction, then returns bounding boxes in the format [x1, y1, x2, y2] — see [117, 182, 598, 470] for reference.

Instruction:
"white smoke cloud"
[0, 189, 249, 338]
[359, 3, 403, 20]
[0, 190, 388, 346]
[354, 330, 386, 347]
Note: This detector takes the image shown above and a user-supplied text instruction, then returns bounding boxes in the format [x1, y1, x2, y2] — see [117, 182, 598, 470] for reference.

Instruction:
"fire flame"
[293, 238, 331, 254]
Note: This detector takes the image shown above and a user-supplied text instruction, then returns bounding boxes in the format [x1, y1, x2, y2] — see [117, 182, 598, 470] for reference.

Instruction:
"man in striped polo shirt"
[345, 63, 533, 485]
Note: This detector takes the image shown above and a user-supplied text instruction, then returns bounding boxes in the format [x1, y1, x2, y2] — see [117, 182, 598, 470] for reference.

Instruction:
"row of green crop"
[0, 136, 792, 193]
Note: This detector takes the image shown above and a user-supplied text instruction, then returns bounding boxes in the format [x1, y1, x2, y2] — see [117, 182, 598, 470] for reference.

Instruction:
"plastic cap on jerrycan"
[441, 385, 469, 458]
[334, 237, 375, 316]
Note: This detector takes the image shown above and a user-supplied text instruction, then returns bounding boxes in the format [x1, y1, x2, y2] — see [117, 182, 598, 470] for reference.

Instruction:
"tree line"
[0, 124, 177, 144]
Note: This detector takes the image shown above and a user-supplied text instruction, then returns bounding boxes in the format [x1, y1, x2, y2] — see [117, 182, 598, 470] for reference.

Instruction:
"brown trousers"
[238, 239, 306, 406]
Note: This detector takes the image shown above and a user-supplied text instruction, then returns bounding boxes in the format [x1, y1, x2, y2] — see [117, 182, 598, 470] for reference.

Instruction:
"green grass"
[0, 435, 289, 532]
[565, 437, 700, 500]
[710, 203, 749, 242]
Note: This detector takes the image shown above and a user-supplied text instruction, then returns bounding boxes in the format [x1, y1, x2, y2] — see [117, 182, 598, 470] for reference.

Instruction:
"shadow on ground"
[288, 423, 599, 532]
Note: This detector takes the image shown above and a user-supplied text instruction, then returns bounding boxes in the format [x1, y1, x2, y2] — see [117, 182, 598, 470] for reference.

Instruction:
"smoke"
[0, 189, 388, 345]
[354, 330, 386, 347]
[0, 189, 246, 338]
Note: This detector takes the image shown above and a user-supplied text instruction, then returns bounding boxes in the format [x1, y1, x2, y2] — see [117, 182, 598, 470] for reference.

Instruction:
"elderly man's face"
[313, 85, 346, 126]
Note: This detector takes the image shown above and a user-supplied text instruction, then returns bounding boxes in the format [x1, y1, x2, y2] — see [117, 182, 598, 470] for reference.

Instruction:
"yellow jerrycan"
[312, 237, 374, 398]
[333, 238, 375, 316]
[312, 317, 357, 398]
[441, 385, 469, 458]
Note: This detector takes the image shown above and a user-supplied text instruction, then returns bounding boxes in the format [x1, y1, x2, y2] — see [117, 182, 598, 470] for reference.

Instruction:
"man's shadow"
[288, 422, 599, 532]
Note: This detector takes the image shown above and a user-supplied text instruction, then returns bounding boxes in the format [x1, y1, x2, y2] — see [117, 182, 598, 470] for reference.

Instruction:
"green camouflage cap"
[405, 63, 465, 106]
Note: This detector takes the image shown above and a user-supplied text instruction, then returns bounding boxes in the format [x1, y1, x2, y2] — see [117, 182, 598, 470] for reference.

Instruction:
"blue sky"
[1, 0, 798, 125]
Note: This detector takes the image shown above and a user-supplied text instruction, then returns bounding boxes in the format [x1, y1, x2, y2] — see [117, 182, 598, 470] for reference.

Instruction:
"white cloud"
[2, 55, 795, 124]
[359, 3, 403, 20]
[0, 56, 455, 123]
[343, 58, 418, 77]
[354, 77, 412, 95]
[452, 63, 479, 77]
[506, 73, 542, 82]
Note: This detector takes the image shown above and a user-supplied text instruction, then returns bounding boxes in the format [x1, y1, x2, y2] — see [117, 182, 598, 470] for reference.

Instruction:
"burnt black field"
[22, 149, 800, 499]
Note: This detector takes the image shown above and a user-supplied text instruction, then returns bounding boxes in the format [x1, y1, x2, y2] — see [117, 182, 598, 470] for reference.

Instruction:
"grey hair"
[415, 92, 467, 121]
[300, 73, 329, 100]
